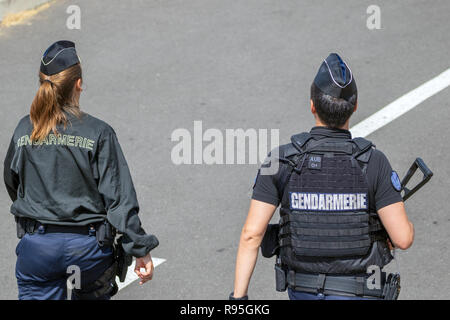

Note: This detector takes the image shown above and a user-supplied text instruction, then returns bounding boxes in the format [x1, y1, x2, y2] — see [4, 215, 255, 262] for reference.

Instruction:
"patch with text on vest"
[308, 155, 322, 170]
[290, 192, 368, 211]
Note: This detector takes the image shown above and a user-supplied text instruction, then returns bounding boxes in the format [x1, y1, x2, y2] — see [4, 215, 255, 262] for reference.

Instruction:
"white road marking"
[351, 68, 450, 137]
[117, 257, 166, 291]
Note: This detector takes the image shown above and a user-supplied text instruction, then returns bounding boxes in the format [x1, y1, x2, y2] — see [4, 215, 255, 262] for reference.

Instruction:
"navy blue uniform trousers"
[15, 232, 113, 300]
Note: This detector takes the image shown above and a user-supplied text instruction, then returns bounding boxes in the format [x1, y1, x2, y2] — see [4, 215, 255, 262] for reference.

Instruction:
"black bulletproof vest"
[277, 132, 389, 275]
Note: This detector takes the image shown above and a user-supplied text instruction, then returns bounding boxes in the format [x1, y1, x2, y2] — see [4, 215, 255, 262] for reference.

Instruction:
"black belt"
[18, 217, 98, 236]
[287, 271, 385, 298]
[37, 223, 95, 235]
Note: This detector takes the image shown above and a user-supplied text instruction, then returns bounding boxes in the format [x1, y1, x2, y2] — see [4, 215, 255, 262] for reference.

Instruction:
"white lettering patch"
[290, 192, 368, 211]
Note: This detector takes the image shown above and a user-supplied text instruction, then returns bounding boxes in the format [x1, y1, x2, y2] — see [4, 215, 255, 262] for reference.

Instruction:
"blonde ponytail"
[30, 64, 82, 142]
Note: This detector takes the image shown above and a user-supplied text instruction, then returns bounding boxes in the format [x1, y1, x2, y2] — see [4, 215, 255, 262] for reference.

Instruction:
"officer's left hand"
[134, 253, 154, 285]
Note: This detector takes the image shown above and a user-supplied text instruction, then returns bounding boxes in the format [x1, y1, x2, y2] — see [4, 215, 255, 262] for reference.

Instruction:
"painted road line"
[351, 68, 450, 137]
[117, 257, 166, 291]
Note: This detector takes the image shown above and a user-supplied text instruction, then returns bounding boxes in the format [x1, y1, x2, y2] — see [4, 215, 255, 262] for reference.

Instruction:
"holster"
[382, 273, 401, 300]
[114, 234, 133, 282]
[275, 263, 288, 292]
[72, 231, 133, 299]
[72, 261, 119, 300]
[261, 224, 280, 258]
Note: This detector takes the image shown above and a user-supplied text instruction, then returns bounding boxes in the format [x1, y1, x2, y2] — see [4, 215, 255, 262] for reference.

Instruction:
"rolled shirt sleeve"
[96, 129, 159, 257]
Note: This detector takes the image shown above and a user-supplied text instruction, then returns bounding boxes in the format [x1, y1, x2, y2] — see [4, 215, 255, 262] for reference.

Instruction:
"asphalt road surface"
[0, 0, 449, 300]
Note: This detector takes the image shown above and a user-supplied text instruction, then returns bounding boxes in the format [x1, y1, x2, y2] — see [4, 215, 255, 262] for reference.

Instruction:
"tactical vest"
[277, 132, 390, 275]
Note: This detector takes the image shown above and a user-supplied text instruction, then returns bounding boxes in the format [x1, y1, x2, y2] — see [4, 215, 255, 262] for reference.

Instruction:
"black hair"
[310, 82, 357, 128]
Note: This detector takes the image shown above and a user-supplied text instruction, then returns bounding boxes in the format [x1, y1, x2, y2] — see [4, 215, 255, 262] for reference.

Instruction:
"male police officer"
[231, 53, 414, 300]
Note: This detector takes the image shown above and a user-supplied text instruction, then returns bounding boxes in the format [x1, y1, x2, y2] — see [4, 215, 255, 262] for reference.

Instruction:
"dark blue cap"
[313, 53, 357, 101]
[40, 40, 80, 76]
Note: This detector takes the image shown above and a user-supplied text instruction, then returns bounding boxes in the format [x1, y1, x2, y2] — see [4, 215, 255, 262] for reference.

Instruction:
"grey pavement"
[0, 0, 449, 300]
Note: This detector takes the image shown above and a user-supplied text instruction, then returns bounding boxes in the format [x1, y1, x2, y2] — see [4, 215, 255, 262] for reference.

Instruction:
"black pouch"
[15, 217, 26, 239]
[114, 234, 133, 282]
[96, 221, 115, 247]
[16, 217, 37, 238]
[261, 224, 280, 258]
[275, 264, 287, 292]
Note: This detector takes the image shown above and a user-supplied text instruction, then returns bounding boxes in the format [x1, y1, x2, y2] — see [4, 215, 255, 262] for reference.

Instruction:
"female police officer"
[231, 53, 414, 300]
[3, 40, 159, 300]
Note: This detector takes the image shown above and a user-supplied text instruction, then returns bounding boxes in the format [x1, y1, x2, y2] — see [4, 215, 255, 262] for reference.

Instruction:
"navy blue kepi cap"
[40, 40, 80, 76]
[313, 53, 357, 101]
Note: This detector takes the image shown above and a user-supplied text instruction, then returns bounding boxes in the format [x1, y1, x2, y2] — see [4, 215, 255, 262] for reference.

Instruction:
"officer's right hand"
[134, 253, 154, 285]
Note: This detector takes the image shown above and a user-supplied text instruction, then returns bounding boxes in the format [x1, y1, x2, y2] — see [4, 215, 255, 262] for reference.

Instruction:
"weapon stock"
[401, 158, 433, 201]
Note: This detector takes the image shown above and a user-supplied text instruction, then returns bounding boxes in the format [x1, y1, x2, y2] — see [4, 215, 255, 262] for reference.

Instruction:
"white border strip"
[351, 68, 450, 137]
[117, 257, 166, 291]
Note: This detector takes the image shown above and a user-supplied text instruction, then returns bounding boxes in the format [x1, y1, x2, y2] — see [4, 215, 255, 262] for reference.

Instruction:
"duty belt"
[16, 217, 98, 237]
[35, 223, 95, 235]
[287, 271, 385, 298]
